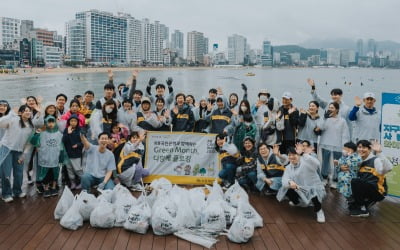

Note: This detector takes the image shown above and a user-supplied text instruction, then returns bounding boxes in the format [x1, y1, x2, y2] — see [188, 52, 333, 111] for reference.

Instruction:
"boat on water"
[245, 72, 255, 76]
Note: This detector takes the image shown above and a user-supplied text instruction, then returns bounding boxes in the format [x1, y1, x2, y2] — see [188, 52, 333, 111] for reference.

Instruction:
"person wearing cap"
[171, 93, 195, 132]
[145, 77, 174, 108]
[307, 78, 351, 135]
[279, 91, 299, 154]
[206, 96, 233, 134]
[349, 140, 392, 217]
[348, 92, 380, 142]
[251, 89, 270, 131]
[30, 115, 64, 197]
[277, 145, 326, 223]
[236, 136, 258, 191]
[0, 105, 34, 202]
[136, 96, 162, 131]
[0, 100, 11, 141]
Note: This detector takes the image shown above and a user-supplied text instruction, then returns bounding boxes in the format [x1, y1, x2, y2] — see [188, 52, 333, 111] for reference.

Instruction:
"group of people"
[0, 70, 393, 223]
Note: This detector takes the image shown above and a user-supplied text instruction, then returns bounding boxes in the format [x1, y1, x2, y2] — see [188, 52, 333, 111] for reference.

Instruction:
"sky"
[2, 0, 400, 50]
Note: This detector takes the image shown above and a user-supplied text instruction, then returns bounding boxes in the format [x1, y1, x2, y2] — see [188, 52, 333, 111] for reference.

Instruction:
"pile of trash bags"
[54, 178, 263, 247]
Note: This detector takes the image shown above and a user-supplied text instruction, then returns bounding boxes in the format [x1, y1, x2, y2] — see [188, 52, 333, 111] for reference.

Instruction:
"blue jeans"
[218, 163, 236, 184]
[0, 146, 24, 198]
[321, 148, 342, 179]
[81, 172, 115, 192]
[238, 170, 257, 190]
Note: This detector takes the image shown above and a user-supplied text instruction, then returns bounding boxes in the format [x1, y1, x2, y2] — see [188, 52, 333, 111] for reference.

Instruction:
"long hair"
[238, 100, 251, 116]
[18, 105, 34, 128]
[102, 99, 118, 121]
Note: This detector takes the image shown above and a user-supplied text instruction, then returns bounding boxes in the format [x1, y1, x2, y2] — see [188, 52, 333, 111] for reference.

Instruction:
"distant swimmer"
[348, 82, 352, 86]
[361, 82, 364, 86]
[325, 81, 328, 85]
[344, 81, 347, 85]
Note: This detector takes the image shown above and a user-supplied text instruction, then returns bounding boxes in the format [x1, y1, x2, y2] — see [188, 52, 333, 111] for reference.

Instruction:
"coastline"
[0, 66, 214, 79]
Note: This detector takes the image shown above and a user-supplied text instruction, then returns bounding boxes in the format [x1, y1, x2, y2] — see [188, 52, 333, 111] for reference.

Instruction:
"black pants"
[286, 189, 322, 212]
[351, 178, 384, 208]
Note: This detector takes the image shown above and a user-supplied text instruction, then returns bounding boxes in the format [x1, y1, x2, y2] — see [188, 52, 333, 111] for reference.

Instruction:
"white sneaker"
[2, 196, 14, 203]
[18, 192, 26, 198]
[289, 201, 296, 206]
[316, 209, 325, 223]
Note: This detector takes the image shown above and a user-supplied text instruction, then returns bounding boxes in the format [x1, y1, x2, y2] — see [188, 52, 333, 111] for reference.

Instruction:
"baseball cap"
[363, 92, 376, 99]
[282, 92, 293, 99]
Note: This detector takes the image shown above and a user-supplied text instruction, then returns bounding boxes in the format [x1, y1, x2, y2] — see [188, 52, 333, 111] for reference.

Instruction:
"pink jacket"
[61, 111, 86, 128]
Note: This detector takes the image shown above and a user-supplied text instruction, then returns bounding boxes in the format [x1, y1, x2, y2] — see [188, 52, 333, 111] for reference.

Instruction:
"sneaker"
[316, 209, 326, 223]
[359, 209, 370, 218]
[130, 183, 143, 192]
[289, 201, 297, 206]
[50, 188, 59, 197]
[350, 208, 369, 217]
[18, 192, 26, 198]
[43, 190, 52, 198]
[2, 196, 13, 203]
[36, 185, 44, 194]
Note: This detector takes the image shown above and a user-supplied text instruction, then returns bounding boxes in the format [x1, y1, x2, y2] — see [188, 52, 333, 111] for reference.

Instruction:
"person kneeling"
[277, 146, 326, 223]
[80, 132, 116, 192]
[256, 143, 288, 196]
[349, 140, 393, 217]
[117, 131, 149, 191]
[215, 133, 239, 189]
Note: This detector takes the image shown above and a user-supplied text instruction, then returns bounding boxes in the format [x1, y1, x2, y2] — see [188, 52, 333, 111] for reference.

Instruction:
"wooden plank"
[296, 223, 329, 250]
[48, 230, 72, 250]
[152, 235, 166, 250]
[87, 229, 107, 250]
[0, 225, 31, 249]
[74, 226, 96, 250]
[22, 223, 54, 250]
[126, 231, 142, 249]
[254, 227, 279, 250]
[164, 234, 177, 250]
[113, 229, 131, 250]
[61, 225, 88, 250]
[139, 231, 153, 250]
[100, 228, 121, 250]
[265, 224, 291, 249]
[34, 223, 63, 250]
[177, 238, 190, 250]
[286, 223, 314, 249]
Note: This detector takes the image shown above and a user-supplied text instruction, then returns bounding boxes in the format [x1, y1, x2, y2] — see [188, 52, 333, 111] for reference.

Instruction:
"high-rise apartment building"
[261, 40, 272, 66]
[20, 20, 34, 39]
[75, 10, 127, 63]
[0, 17, 21, 49]
[123, 14, 142, 64]
[35, 28, 55, 46]
[227, 34, 247, 65]
[187, 31, 207, 64]
[327, 48, 341, 65]
[171, 30, 184, 58]
[65, 20, 85, 62]
[142, 18, 163, 64]
[356, 39, 364, 57]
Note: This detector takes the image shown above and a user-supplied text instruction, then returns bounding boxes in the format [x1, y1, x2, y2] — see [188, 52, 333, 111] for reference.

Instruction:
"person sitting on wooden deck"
[349, 140, 393, 217]
[80, 132, 116, 192]
[277, 145, 326, 223]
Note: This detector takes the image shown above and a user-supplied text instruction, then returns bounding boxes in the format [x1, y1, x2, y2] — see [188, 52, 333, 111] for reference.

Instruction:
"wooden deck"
[1, 185, 400, 250]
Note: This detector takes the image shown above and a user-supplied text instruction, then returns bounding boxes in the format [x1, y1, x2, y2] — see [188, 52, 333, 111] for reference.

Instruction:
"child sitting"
[62, 114, 83, 189]
[335, 141, 362, 200]
[30, 116, 64, 197]
[117, 131, 149, 191]
[108, 123, 129, 151]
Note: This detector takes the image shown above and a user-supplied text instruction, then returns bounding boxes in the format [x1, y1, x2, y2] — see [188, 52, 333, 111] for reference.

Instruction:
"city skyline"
[2, 0, 400, 50]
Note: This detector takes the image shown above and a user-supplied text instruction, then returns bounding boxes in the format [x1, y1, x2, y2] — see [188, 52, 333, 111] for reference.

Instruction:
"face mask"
[259, 95, 268, 102]
[105, 107, 113, 114]
[244, 122, 251, 126]
[240, 106, 248, 112]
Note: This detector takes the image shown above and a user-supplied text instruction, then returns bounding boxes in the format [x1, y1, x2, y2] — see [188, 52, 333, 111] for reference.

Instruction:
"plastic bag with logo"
[200, 200, 226, 232]
[237, 200, 263, 228]
[225, 213, 254, 243]
[114, 190, 137, 227]
[123, 201, 151, 234]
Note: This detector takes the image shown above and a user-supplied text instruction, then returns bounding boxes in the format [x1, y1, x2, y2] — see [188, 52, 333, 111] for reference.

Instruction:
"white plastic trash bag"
[77, 191, 98, 221]
[60, 195, 83, 230]
[221, 200, 237, 226]
[90, 199, 116, 228]
[97, 189, 113, 203]
[226, 214, 254, 243]
[201, 200, 226, 232]
[114, 191, 137, 227]
[224, 180, 249, 208]
[150, 177, 172, 192]
[124, 202, 151, 234]
[111, 183, 131, 203]
[54, 186, 74, 220]
[170, 186, 197, 229]
[188, 187, 206, 226]
[152, 205, 179, 235]
[206, 180, 224, 203]
[237, 201, 263, 228]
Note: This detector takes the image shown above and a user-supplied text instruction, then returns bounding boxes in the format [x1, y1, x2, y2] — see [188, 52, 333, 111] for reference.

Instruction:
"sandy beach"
[0, 66, 214, 79]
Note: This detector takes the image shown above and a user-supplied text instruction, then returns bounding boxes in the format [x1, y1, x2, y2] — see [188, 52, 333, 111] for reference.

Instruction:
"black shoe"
[350, 208, 370, 217]
[263, 188, 277, 196]
[43, 190, 52, 198]
[50, 188, 58, 197]
[36, 185, 44, 194]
